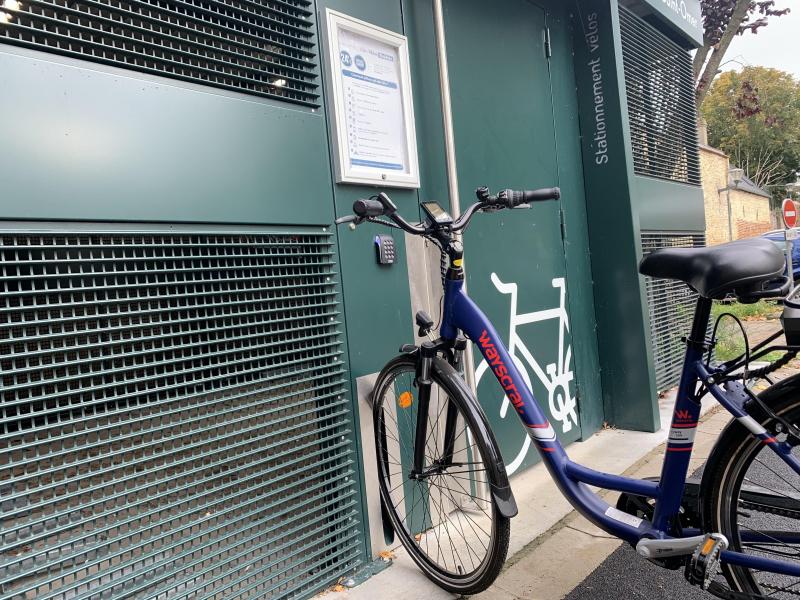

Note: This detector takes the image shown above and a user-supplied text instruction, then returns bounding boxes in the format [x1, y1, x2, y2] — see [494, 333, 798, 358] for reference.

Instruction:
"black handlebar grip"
[353, 198, 386, 217]
[523, 187, 561, 202]
[499, 187, 561, 207]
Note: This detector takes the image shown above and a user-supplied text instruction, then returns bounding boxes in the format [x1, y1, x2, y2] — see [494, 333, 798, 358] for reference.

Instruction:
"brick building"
[700, 124, 772, 246]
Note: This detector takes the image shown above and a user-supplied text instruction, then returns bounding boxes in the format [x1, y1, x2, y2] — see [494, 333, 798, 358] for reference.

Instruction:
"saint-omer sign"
[639, 0, 703, 47]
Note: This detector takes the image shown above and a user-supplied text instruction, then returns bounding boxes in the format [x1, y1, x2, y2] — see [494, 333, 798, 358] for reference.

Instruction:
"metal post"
[432, 0, 478, 395]
[786, 232, 794, 291]
[726, 187, 734, 242]
[433, 0, 459, 215]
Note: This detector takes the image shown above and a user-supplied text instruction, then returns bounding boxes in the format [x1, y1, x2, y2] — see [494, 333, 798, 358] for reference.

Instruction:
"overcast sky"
[722, 6, 799, 78]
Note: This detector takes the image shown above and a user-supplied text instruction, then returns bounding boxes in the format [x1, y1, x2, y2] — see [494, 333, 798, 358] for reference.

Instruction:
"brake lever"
[334, 215, 365, 229]
[512, 203, 531, 210]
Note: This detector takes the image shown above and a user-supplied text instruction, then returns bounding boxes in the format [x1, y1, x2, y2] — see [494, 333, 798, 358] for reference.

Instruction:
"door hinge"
[559, 208, 566, 240]
[544, 27, 552, 59]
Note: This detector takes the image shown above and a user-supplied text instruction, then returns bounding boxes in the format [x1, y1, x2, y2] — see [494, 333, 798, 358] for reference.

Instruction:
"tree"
[701, 67, 800, 190]
[694, 1, 790, 107]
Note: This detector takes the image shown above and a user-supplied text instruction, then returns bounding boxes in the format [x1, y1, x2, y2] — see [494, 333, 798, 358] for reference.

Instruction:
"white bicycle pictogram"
[475, 274, 578, 475]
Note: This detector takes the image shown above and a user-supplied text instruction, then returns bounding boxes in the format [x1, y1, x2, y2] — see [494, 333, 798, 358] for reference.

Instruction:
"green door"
[445, 0, 582, 474]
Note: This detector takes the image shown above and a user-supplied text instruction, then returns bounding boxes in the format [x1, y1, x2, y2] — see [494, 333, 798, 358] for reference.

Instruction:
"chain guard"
[616, 477, 702, 570]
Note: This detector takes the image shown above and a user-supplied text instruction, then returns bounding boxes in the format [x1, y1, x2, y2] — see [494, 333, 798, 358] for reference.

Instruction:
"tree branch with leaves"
[702, 67, 800, 192]
[694, 0, 790, 107]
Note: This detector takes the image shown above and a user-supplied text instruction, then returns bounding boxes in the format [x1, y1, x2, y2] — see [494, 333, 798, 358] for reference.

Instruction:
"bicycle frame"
[438, 275, 800, 577]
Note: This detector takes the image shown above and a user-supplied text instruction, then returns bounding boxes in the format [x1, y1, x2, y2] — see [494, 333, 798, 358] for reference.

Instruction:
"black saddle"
[639, 238, 785, 299]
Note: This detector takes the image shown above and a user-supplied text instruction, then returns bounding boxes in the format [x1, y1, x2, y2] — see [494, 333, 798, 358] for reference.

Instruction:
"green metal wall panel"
[634, 176, 705, 231]
[0, 47, 334, 226]
[0, 224, 364, 599]
[0, 0, 376, 593]
[619, 5, 701, 187]
[546, 3, 605, 437]
[0, 0, 320, 107]
[401, 0, 605, 445]
[445, 0, 583, 474]
[314, 0, 417, 568]
[402, 0, 449, 216]
[641, 231, 705, 390]
[572, 0, 660, 432]
[316, 0, 416, 392]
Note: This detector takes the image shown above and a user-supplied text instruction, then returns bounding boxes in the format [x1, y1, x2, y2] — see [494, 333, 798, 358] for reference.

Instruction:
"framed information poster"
[325, 9, 420, 188]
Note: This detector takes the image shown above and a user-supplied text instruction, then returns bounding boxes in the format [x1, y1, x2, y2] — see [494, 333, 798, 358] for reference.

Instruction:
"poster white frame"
[325, 9, 420, 188]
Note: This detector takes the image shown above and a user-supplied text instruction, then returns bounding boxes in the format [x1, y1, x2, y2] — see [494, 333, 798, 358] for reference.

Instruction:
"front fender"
[433, 357, 519, 518]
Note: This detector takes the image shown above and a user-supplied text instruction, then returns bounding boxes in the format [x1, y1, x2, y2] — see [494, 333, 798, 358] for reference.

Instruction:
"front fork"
[411, 337, 466, 476]
[412, 347, 434, 476]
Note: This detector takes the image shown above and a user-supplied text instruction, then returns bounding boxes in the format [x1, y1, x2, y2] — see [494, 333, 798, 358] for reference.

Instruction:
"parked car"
[761, 229, 800, 280]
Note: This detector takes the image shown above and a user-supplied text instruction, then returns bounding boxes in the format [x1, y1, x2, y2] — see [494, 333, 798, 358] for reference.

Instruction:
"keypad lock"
[374, 234, 395, 265]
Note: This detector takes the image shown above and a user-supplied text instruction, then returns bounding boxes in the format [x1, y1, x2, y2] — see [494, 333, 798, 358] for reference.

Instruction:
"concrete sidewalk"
[486, 405, 729, 600]
[316, 395, 728, 600]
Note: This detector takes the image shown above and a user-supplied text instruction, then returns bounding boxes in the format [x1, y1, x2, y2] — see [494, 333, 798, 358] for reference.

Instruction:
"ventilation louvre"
[619, 6, 701, 186]
[0, 0, 319, 106]
[641, 231, 706, 391]
[0, 227, 362, 599]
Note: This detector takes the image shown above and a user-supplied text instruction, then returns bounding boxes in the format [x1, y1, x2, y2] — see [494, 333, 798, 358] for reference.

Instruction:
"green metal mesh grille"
[0, 0, 319, 107]
[0, 227, 362, 599]
[641, 231, 706, 391]
[619, 6, 701, 186]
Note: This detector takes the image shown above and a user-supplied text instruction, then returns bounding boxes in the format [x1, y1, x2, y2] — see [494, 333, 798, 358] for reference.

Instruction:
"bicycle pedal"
[685, 533, 728, 590]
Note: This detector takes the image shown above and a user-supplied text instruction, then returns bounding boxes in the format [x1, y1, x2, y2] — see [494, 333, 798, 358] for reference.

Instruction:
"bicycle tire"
[373, 354, 510, 595]
[703, 375, 800, 597]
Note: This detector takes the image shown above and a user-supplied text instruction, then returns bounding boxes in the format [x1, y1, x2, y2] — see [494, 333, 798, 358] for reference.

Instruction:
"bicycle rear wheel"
[373, 354, 509, 595]
[704, 380, 800, 598]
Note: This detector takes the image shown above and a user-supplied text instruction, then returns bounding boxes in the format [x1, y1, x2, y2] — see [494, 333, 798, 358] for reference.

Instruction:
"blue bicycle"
[336, 187, 800, 598]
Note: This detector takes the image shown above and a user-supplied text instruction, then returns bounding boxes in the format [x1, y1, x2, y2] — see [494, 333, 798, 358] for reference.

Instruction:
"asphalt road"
[566, 450, 800, 600]
[564, 544, 710, 600]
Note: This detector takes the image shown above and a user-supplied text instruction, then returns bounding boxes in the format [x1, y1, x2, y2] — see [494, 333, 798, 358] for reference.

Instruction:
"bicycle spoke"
[744, 544, 800, 559]
[429, 484, 446, 571]
[438, 470, 494, 522]
[754, 457, 800, 496]
[423, 389, 450, 458]
[763, 576, 800, 597]
[430, 474, 490, 562]
[429, 479, 483, 568]
[440, 467, 488, 476]
[435, 491, 464, 573]
[401, 481, 426, 519]
[727, 437, 800, 599]
[374, 361, 505, 588]
[426, 479, 458, 572]
[452, 510, 481, 569]
[739, 519, 800, 558]
[427, 476, 493, 540]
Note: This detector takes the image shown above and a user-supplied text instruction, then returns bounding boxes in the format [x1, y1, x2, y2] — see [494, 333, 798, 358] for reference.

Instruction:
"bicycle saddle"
[638, 238, 785, 299]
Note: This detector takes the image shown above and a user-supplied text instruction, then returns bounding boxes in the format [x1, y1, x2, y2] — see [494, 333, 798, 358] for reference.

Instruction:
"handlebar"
[335, 185, 561, 236]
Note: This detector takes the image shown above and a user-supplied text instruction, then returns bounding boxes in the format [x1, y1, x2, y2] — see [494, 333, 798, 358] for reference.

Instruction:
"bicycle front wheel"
[704, 379, 800, 598]
[373, 354, 510, 595]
